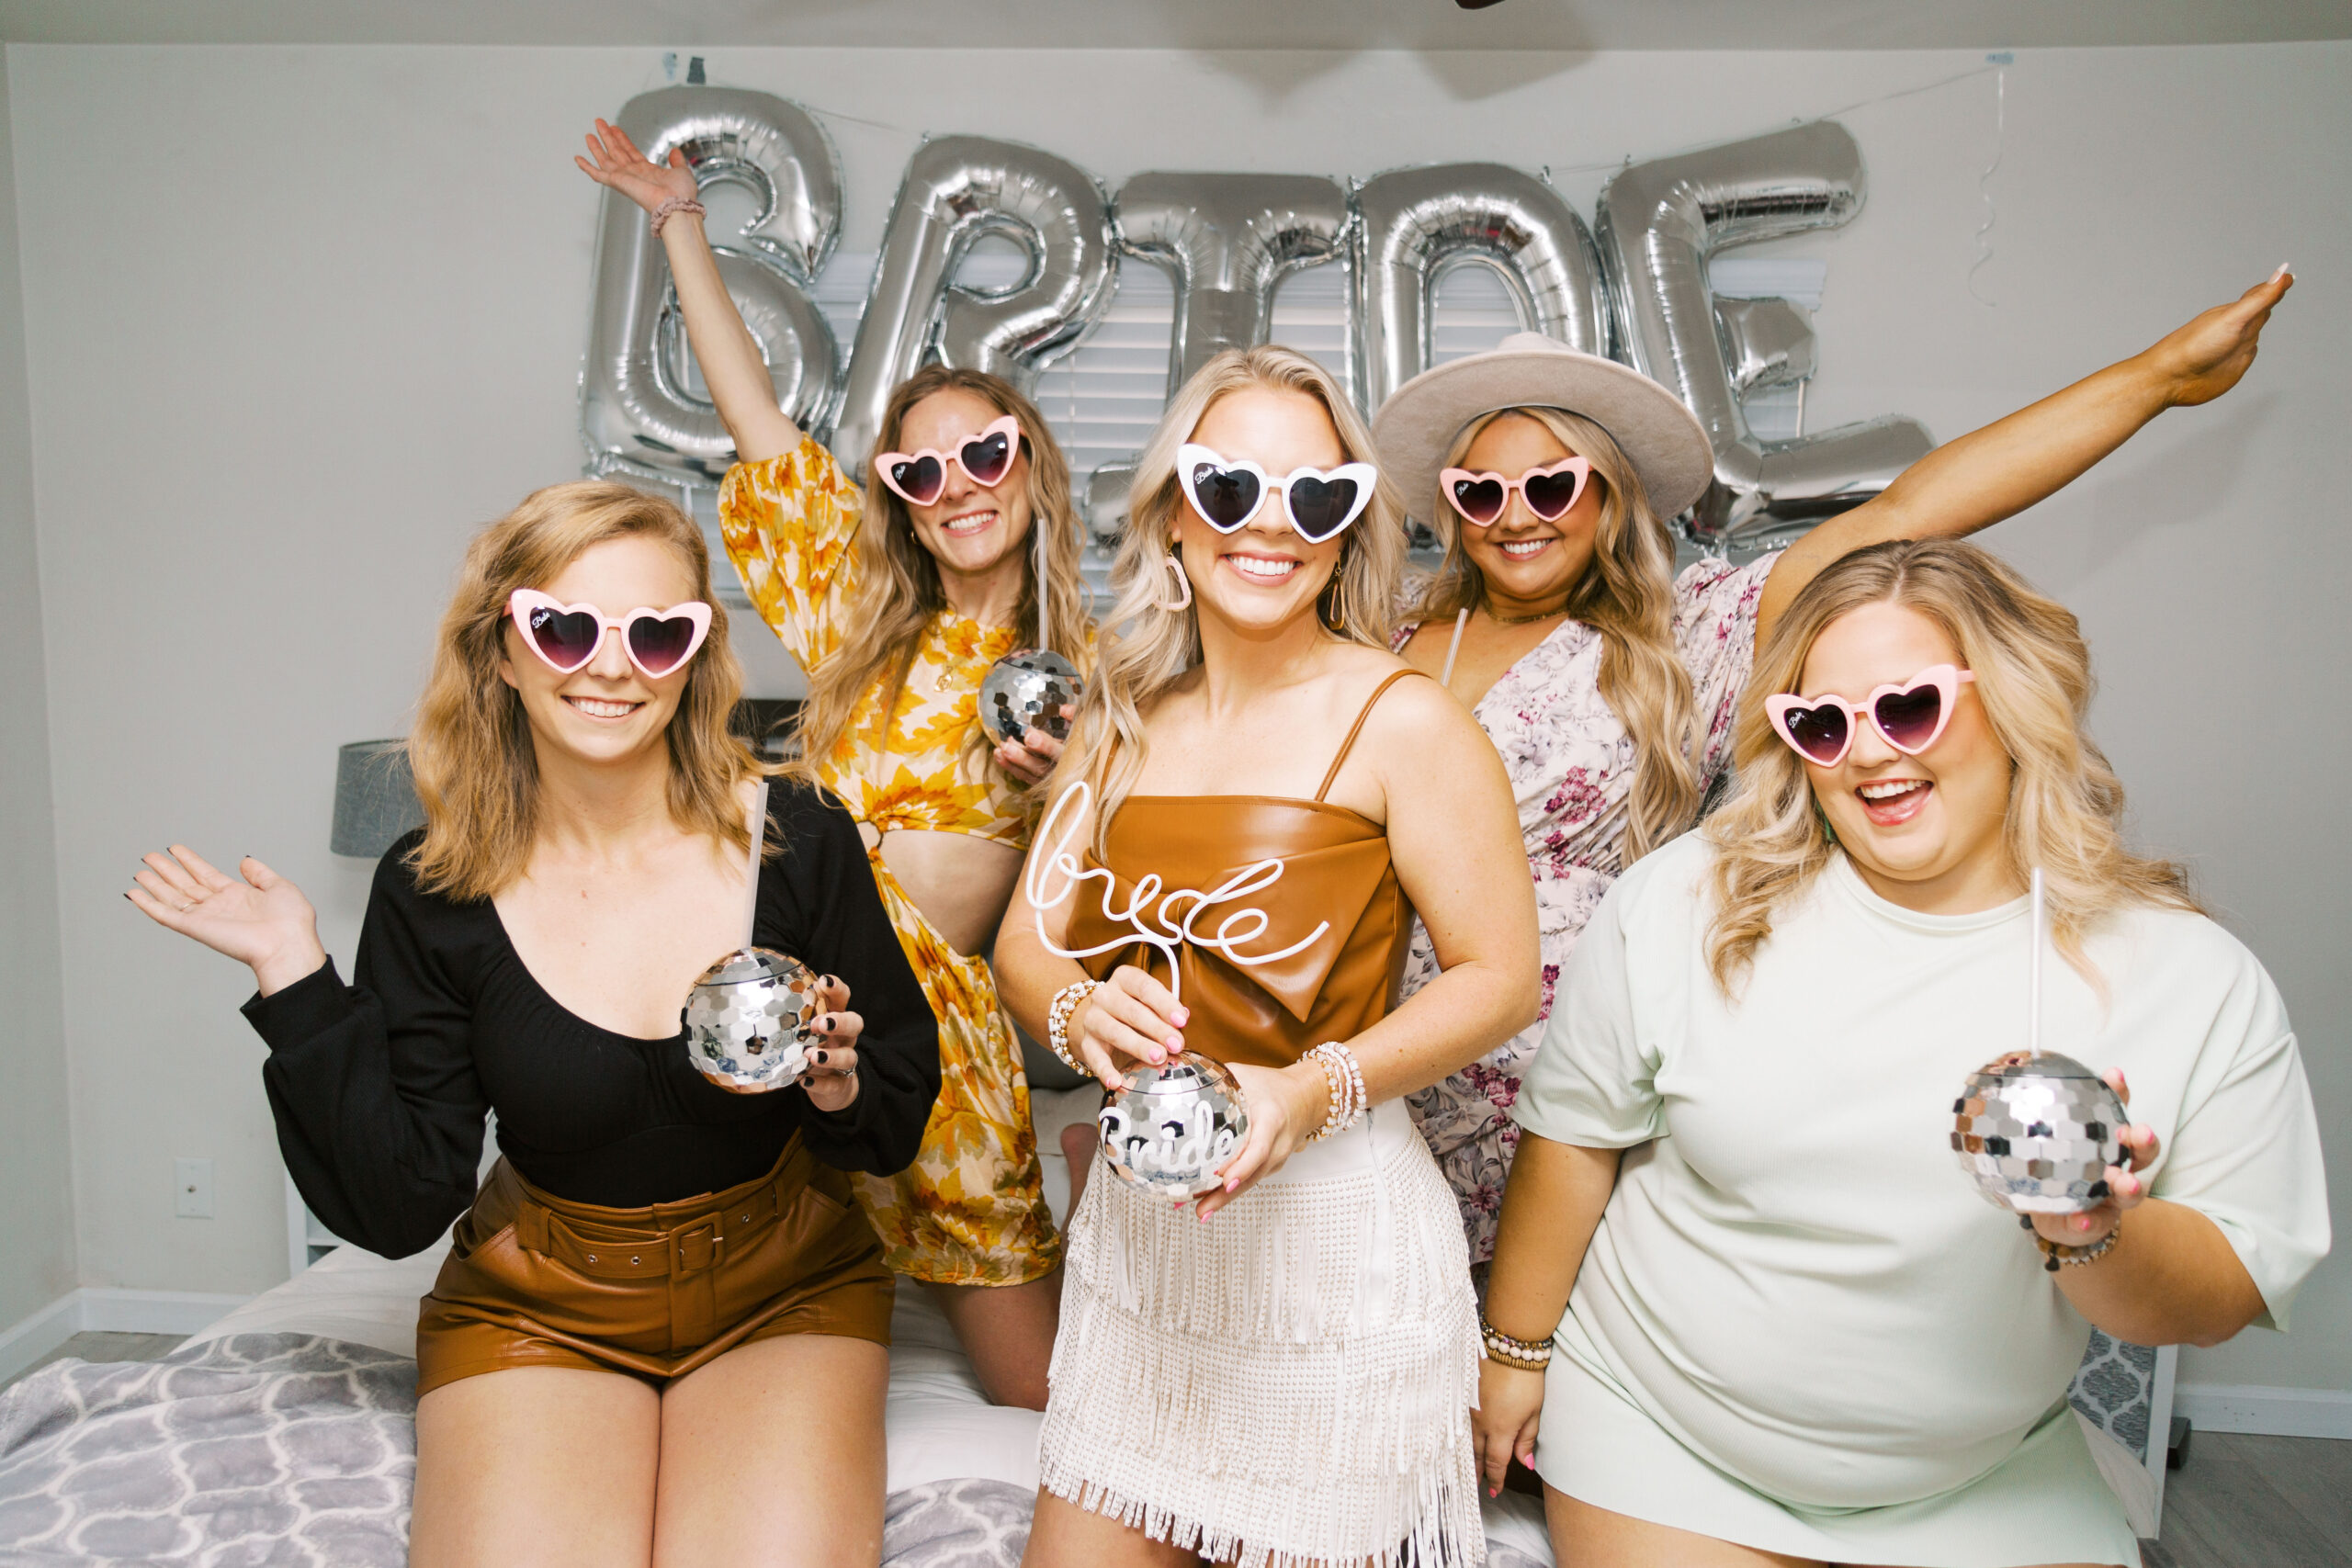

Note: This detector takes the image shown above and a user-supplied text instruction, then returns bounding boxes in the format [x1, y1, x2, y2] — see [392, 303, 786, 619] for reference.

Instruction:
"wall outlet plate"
[175, 1157, 214, 1219]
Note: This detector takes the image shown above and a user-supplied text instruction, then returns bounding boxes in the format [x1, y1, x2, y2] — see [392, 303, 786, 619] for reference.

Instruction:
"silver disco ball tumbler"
[1098, 1052, 1250, 1199]
[684, 947, 820, 1094]
[978, 649, 1084, 747]
[1951, 1050, 2126, 1214]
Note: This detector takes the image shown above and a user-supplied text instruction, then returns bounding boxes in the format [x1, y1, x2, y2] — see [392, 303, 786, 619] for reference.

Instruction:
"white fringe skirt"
[1038, 1099, 1484, 1568]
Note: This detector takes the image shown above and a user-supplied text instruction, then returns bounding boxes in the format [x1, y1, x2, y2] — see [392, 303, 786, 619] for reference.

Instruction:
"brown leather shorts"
[415, 1135, 893, 1397]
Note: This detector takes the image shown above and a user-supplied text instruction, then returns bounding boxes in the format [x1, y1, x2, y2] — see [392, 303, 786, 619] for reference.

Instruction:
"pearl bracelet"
[1305, 1041, 1364, 1141]
[2022, 1213, 2122, 1272]
[1479, 1310, 1555, 1371]
[1046, 979, 1100, 1075]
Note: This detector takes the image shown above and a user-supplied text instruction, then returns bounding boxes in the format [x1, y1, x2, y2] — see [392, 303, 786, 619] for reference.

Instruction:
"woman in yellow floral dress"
[580, 118, 1086, 1405]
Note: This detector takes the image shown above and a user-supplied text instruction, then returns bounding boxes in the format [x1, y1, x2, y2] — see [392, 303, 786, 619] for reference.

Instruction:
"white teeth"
[1500, 539, 1549, 558]
[1860, 781, 1923, 800]
[944, 511, 995, 533]
[1229, 555, 1298, 581]
[570, 697, 639, 719]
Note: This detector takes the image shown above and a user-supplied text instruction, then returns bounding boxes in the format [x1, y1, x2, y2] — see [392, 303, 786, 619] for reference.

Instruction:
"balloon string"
[1968, 63, 2007, 309]
[2028, 864, 2044, 1056]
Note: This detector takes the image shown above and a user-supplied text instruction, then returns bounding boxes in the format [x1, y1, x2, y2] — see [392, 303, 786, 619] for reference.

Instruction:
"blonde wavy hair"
[793, 366, 1091, 789]
[409, 479, 769, 902]
[1702, 537, 2197, 995]
[1408, 406, 1697, 863]
[1062, 345, 1408, 851]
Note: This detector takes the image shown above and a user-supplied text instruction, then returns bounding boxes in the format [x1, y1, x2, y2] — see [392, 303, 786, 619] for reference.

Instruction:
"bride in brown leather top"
[994, 346, 1539, 1568]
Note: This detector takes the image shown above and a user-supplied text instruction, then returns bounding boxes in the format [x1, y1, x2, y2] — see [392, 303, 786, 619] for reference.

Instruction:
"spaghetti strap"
[1439, 607, 1469, 689]
[1315, 669, 1423, 803]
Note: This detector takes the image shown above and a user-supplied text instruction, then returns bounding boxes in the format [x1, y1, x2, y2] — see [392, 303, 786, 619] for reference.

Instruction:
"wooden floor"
[5, 1337, 2347, 1564]
[2143, 1428, 2352, 1567]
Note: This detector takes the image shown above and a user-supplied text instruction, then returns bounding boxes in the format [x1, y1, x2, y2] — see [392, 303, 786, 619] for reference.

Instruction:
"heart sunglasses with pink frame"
[874, 414, 1023, 507]
[507, 589, 712, 678]
[1438, 456, 1593, 527]
[1764, 663, 1976, 767]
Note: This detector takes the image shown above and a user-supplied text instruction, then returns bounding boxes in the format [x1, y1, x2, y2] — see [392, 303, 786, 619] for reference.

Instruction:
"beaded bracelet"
[649, 195, 707, 236]
[1046, 979, 1101, 1075]
[2021, 1213, 2122, 1272]
[1478, 1310, 1555, 1371]
[1304, 1041, 1364, 1141]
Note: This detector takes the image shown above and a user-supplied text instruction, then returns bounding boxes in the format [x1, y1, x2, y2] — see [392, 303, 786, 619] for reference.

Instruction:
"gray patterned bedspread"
[0, 1334, 1032, 1566]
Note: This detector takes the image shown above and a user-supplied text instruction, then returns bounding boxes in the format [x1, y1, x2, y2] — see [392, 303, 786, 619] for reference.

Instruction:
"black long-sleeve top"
[242, 782, 940, 1259]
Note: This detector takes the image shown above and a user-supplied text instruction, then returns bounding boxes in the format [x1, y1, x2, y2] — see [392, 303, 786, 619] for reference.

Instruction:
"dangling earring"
[1158, 548, 1193, 612]
[1318, 566, 1347, 632]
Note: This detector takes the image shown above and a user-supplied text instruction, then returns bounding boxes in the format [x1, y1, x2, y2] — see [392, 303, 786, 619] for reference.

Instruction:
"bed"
[0, 1081, 2172, 1562]
[0, 1088, 1556, 1565]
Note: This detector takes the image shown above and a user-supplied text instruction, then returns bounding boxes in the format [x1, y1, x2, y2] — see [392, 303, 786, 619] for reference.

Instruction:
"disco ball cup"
[978, 649, 1084, 748]
[684, 947, 820, 1094]
[1951, 1050, 2126, 1214]
[1098, 1052, 1250, 1199]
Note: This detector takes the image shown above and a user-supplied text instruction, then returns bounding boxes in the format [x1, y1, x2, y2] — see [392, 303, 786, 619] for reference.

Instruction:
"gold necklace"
[1484, 602, 1570, 626]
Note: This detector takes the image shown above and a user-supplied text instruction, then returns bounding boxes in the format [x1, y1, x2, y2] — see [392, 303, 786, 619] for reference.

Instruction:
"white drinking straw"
[1035, 515, 1050, 653]
[741, 778, 771, 948]
[2028, 865, 2045, 1055]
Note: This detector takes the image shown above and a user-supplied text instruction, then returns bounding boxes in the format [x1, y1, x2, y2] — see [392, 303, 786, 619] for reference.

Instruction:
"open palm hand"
[2154, 266, 2292, 407]
[129, 845, 326, 995]
[575, 117, 698, 217]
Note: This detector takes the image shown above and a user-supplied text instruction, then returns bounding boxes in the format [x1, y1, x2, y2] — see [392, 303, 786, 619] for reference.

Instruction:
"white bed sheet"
[186, 1087, 1555, 1559]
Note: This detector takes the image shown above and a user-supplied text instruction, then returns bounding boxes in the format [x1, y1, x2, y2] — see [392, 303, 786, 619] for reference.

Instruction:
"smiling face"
[1173, 385, 1351, 636]
[1798, 600, 2020, 910]
[497, 533, 700, 769]
[1451, 412, 1606, 615]
[893, 386, 1035, 580]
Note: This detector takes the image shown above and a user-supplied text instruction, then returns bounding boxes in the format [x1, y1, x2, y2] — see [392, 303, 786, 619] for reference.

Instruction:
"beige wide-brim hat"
[1372, 332, 1715, 525]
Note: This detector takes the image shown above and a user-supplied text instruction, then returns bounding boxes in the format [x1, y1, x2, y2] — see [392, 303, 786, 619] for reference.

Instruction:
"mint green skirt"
[1533, 1348, 2142, 1567]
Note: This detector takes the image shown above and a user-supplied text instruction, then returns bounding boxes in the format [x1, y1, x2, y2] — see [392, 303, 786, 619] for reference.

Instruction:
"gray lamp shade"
[332, 739, 427, 857]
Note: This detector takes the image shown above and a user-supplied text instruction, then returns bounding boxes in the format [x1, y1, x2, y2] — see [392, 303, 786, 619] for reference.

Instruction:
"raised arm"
[1758, 266, 2294, 640]
[577, 118, 804, 464]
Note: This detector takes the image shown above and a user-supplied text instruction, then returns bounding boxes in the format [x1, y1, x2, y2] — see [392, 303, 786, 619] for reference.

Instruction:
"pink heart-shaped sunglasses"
[507, 589, 712, 678]
[875, 414, 1023, 507]
[1764, 663, 1975, 767]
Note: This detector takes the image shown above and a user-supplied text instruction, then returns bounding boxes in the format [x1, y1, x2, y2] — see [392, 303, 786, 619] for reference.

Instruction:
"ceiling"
[5, 0, 2350, 51]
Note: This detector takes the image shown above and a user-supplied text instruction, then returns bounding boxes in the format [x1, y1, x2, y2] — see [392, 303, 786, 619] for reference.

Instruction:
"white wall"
[7, 41, 2345, 1394]
[0, 58, 75, 1330]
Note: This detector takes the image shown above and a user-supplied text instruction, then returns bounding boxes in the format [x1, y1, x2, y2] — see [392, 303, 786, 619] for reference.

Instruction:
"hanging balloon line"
[1968, 57, 2010, 310]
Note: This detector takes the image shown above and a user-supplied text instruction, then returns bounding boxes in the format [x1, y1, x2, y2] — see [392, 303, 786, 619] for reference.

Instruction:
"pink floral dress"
[1393, 553, 1779, 1263]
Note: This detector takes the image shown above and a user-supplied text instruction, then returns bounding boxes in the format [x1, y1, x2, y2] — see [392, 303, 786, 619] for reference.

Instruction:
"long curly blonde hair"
[1062, 345, 1408, 852]
[1407, 406, 1696, 863]
[792, 366, 1091, 788]
[409, 480, 769, 902]
[1702, 537, 2197, 995]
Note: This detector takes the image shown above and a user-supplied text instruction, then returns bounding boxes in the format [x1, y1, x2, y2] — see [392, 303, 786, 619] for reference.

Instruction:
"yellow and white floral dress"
[719, 436, 1061, 1287]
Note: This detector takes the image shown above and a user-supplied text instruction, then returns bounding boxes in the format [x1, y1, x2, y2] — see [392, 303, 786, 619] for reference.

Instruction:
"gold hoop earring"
[1158, 547, 1193, 612]
[1318, 570, 1346, 633]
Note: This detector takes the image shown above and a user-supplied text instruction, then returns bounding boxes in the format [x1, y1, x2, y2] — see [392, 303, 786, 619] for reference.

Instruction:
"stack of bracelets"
[1478, 1312, 1554, 1372]
[2022, 1213, 2122, 1272]
[1305, 1041, 1365, 1142]
[1046, 979, 1099, 1075]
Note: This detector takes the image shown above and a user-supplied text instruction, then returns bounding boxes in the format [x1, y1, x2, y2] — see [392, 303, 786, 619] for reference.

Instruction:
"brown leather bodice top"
[1063, 671, 1421, 1070]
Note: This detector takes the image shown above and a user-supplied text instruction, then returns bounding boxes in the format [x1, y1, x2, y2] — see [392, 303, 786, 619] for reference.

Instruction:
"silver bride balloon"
[978, 649, 1084, 747]
[1354, 162, 1608, 412]
[1951, 1051, 2127, 1214]
[581, 86, 844, 484]
[835, 136, 1114, 475]
[1113, 171, 1352, 396]
[684, 947, 820, 1093]
[1596, 121, 1933, 549]
[1098, 1053, 1250, 1199]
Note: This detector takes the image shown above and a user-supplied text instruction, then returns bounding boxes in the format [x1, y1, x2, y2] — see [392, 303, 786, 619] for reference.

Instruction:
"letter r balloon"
[580, 86, 843, 485]
[833, 136, 1116, 478]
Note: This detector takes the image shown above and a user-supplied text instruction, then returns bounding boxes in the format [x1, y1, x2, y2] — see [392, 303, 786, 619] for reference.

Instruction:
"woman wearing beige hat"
[1368, 269, 2292, 1270]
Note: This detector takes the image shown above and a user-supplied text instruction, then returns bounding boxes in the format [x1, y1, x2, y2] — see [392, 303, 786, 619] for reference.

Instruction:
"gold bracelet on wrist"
[1046, 979, 1100, 1075]
[1478, 1309, 1555, 1371]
